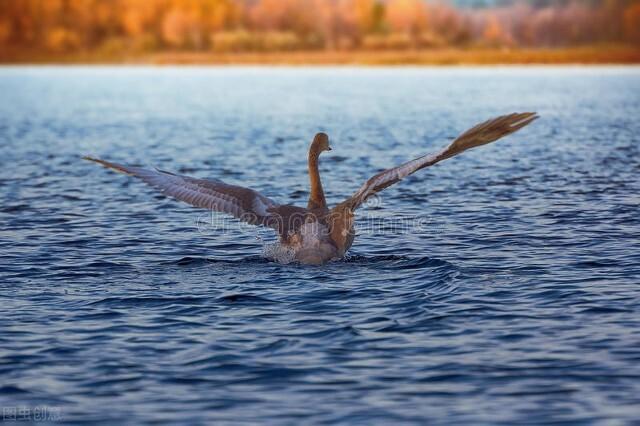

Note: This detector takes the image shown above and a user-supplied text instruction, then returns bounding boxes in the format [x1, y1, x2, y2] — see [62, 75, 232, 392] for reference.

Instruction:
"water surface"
[1, 66, 639, 424]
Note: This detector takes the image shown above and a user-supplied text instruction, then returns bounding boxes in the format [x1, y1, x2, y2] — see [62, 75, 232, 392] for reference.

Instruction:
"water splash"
[261, 241, 298, 264]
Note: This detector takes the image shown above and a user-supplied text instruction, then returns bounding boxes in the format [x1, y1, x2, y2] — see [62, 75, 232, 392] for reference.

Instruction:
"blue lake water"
[1, 66, 639, 424]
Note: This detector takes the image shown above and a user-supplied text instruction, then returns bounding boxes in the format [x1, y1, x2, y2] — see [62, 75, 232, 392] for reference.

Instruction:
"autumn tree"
[0, 0, 638, 56]
[624, 2, 640, 43]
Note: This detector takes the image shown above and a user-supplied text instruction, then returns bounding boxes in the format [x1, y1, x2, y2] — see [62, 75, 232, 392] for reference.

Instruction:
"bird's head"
[312, 132, 332, 153]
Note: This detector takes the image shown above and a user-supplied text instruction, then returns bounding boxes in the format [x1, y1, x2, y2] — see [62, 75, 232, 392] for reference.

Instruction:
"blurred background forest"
[1, 0, 639, 63]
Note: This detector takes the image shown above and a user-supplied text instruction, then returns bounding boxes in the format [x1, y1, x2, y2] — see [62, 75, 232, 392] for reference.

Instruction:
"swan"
[84, 112, 538, 265]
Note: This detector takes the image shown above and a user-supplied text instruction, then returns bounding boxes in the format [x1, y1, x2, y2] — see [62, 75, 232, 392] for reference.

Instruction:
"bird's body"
[286, 221, 337, 265]
[85, 113, 537, 265]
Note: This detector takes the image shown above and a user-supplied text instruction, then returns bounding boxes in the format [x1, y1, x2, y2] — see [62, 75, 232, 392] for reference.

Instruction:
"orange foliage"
[624, 3, 640, 43]
[0, 0, 637, 55]
[386, 0, 428, 34]
[483, 14, 507, 46]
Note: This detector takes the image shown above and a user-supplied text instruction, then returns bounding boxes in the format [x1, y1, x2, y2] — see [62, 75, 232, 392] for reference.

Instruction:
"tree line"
[1, 0, 638, 54]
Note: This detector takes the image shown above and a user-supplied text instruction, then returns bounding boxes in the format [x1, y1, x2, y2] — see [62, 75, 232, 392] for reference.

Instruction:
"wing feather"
[342, 112, 538, 210]
[84, 156, 280, 228]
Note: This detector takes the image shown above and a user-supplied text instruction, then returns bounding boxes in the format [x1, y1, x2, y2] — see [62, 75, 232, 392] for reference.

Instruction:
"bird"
[84, 112, 538, 265]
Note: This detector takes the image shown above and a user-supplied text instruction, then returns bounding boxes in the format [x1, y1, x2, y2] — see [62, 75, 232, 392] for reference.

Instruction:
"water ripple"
[1, 66, 639, 424]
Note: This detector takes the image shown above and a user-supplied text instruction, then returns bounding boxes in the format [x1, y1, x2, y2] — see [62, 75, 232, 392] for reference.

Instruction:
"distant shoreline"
[2, 45, 640, 66]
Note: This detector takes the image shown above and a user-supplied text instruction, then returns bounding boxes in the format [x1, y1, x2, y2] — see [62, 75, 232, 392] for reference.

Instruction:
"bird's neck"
[307, 148, 326, 210]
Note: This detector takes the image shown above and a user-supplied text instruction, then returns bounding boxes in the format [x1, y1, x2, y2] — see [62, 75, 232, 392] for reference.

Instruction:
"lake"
[1, 66, 639, 424]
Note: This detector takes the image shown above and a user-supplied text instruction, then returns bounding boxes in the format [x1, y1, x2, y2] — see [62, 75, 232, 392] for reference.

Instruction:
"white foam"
[262, 242, 298, 264]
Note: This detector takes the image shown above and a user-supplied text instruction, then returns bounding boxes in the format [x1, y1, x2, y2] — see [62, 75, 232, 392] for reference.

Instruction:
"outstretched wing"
[342, 112, 538, 210]
[84, 157, 282, 229]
